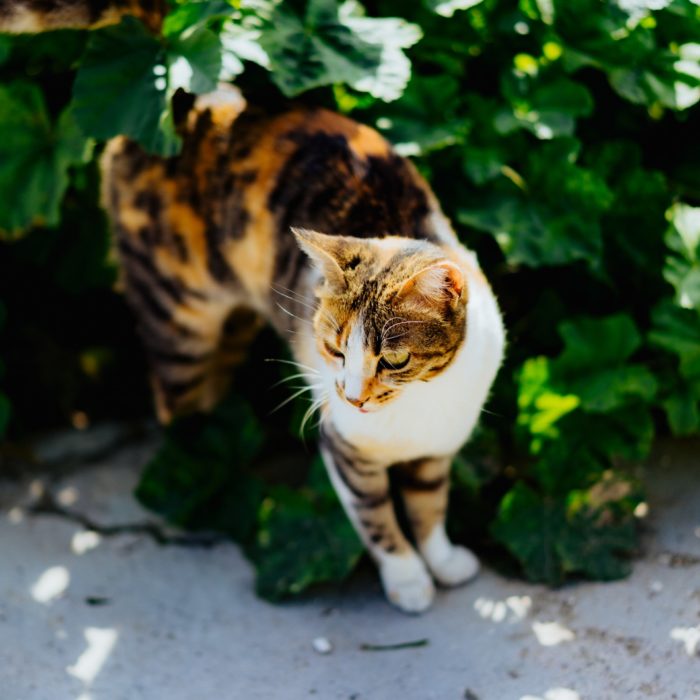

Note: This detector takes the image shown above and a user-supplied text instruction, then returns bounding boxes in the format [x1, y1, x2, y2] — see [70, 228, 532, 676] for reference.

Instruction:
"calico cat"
[1, 1, 506, 612]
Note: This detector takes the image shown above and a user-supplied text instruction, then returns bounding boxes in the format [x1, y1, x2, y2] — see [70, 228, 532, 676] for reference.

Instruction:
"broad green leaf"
[649, 300, 700, 377]
[558, 474, 640, 581]
[491, 482, 567, 584]
[73, 16, 224, 155]
[517, 357, 580, 452]
[463, 146, 504, 184]
[167, 25, 223, 94]
[552, 315, 657, 412]
[555, 315, 641, 373]
[492, 476, 640, 585]
[0, 82, 90, 236]
[664, 203, 700, 312]
[162, 0, 234, 36]
[374, 74, 468, 156]
[254, 0, 421, 100]
[662, 387, 700, 435]
[72, 17, 179, 155]
[254, 457, 363, 600]
[136, 394, 264, 540]
[459, 140, 612, 269]
[498, 75, 593, 139]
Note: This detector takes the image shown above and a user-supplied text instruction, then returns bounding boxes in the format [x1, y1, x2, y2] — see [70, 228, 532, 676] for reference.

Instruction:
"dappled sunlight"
[67, 627, 119, 693]
[7, 506, 24, 524]
[31, 566, 70, 604]
[532, 621, 575, 646]
[57, 485, 80, 507]
[521, 688, 581, 700]
[474, 595, 532, 623]
[670, 626, 700, 656]
[71, 530, 101, 555]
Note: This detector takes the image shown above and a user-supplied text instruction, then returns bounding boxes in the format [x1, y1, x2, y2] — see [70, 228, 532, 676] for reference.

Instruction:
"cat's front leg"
[319, 427, 434, 613]
[394, 456, 480, 587]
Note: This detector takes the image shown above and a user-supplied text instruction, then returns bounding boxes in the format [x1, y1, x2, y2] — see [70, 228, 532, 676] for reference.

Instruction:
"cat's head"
[293, 228, 468, 413]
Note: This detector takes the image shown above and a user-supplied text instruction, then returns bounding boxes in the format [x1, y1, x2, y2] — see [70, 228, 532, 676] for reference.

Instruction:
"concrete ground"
[1, 429, 698, 700]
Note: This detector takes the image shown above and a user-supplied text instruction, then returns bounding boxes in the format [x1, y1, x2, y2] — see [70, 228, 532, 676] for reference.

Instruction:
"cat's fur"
[1, 1, 506, 612]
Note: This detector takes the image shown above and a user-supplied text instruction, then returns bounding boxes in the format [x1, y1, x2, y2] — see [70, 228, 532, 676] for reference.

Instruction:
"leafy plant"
[1, 0, 699, 598]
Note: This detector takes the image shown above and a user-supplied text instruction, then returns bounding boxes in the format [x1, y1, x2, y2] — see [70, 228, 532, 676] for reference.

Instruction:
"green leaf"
[492, 476, 640, 585]
[254, 456, 363, 600]
[162, 0, 234, 36]
[254, 0, 421, 100]
[459, 139, 612, 269]
[649, 300, 700, 373]
[662, 387, 700, 436]
[558, 474, 640, 581]
[663, 202, 700, 313]
[491, 482, 567, 584]
[136, 394, 264, 540]
[498, 75, 593, 140]
[463, 146, 504, 185]
[374, 74, 468, 156]
[72, 17, 179, 155]
[167, 25, 223, 94]
[73, 15, 224, 155]
[0, 82, 90, 236]
[552, 315, 657, 412]
[517, 357, 580, 452]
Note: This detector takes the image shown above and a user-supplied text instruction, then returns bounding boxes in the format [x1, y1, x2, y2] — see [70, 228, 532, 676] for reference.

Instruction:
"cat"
[1, 1, 506, 612]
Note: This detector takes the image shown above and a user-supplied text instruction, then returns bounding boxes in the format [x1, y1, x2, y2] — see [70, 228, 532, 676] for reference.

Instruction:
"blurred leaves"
[0, 82, 90, 235]
[664, 203, 700, 313]
[250, 0, 421, 100]
[254, 457, 363, 600]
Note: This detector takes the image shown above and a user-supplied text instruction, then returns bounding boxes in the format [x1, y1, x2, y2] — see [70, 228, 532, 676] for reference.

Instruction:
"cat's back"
[103, 86, 446, 310]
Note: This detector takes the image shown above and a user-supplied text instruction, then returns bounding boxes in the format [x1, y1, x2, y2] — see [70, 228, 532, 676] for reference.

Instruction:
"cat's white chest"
[326, 276, 504, 464]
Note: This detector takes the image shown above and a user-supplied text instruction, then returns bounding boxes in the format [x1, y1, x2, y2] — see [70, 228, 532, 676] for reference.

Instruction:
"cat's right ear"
[292, 228, 347, 294]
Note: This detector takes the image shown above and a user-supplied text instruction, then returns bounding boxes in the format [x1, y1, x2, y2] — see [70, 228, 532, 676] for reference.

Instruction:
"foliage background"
[1, 0, 700, 597]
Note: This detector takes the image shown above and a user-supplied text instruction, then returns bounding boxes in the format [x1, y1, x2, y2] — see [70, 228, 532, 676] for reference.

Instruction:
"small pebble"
[650, 580, 664, 594]
[312, 637, 333, 655]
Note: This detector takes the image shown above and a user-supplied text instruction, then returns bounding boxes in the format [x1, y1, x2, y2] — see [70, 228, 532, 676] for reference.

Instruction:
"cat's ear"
[292, 228, 347, 293]
[395, 260, 465, 313]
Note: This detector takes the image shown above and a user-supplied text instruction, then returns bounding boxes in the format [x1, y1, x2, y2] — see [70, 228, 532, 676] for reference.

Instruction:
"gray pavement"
[1, 432, 699, 700]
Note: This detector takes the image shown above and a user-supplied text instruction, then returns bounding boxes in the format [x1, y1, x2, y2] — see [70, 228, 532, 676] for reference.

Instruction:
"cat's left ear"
[292, 228, 347, 293]
[396, 261, 465, 313]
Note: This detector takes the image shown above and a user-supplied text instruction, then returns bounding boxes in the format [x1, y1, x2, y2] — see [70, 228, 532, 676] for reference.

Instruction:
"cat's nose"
[346, 395, 365, 408]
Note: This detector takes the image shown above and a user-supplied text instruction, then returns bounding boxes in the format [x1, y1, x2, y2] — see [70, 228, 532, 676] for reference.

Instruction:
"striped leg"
[394, 457, 479, 587]
[320, 428, 434, 613]
[118, 239, 257, 422]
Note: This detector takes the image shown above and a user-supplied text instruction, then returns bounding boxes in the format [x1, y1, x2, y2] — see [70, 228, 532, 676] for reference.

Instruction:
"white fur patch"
[342, 319, 366, 401]
[319, 264, 505, 464]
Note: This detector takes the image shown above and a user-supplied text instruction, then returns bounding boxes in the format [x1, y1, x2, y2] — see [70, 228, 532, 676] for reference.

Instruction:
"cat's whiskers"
[381, 316, 406, 342]
[300, 393, 328, 436]
[271, 383, 323, 414]
[274, 301, 313, 328]
[265, 357, 320, 375]
[273, 370, 320, 388]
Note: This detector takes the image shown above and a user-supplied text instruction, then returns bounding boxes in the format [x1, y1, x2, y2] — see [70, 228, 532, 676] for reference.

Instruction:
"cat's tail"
[0, 0, 166, 34]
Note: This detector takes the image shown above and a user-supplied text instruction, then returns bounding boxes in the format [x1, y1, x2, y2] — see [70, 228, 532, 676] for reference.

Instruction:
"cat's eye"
[379, 349, 410, 370]
[324, 341, 344, 362]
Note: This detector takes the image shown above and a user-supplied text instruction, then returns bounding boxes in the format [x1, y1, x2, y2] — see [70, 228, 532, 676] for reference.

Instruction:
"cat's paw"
[428, 545, 480, 587]
[379, 554, 435, 614]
